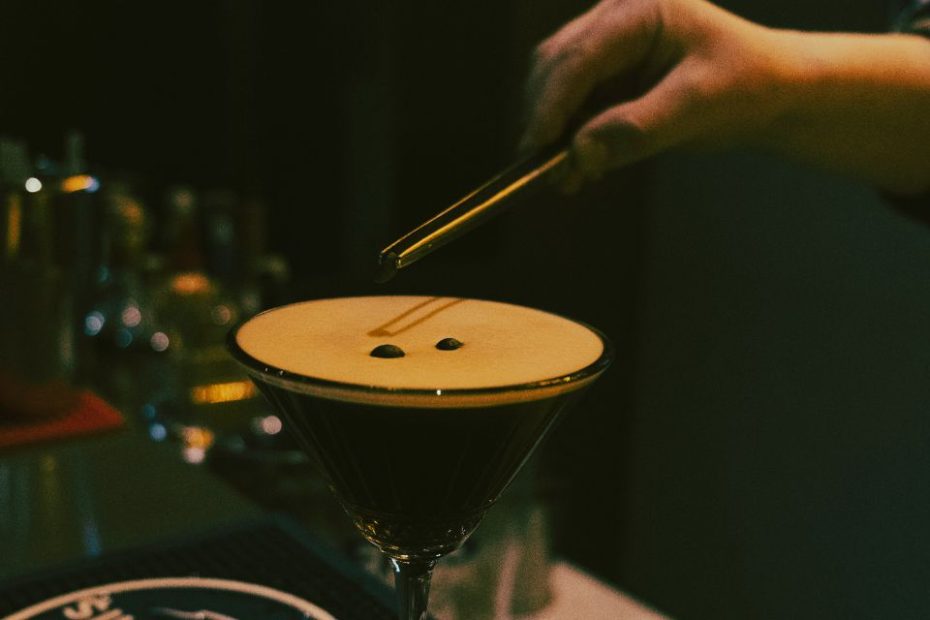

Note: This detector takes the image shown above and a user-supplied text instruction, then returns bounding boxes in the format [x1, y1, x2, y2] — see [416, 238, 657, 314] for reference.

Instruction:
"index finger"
[521, 0, 667, 150]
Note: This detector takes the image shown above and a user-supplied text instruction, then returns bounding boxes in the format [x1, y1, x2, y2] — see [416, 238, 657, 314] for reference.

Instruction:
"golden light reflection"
[5, 195, 21, 257]
[181, 426, 215, 449]
[180, 426, 214, 464]
[189, 380, 257, 405]
[171, 272, 212, 295]
[61, 174, 100, 193]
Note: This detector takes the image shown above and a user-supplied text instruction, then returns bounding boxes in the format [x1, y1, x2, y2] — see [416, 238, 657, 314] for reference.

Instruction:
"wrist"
[750, 29, 930, 193]
[737, 27, 815, 152]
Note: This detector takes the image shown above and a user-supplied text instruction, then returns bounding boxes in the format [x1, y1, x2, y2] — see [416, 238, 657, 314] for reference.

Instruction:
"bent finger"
[570, 67, 700, 179]
[522, 0, 669, 150]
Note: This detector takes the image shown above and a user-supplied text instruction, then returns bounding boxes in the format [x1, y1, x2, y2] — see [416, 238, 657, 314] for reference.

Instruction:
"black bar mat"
[0, 517, 394, 619]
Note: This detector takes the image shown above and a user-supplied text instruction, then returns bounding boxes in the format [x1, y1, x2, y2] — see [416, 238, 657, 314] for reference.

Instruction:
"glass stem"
[390, 557, 435, 620]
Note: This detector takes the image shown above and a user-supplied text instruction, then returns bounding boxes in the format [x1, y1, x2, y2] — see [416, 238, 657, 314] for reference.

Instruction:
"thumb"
[571, 70, 695, 181]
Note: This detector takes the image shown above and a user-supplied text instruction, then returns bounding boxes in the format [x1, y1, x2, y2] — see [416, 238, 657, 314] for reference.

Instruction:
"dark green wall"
[622, 148, 930, 618]
[617, 3, 930, 616]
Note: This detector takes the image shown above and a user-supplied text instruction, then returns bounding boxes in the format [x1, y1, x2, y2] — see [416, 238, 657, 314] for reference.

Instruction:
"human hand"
[521, 0, 792, 190]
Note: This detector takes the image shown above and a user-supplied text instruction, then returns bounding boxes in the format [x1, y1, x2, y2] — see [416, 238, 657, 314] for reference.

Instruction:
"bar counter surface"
[0, 410, 666, 619]
[0, 423, 261, 581]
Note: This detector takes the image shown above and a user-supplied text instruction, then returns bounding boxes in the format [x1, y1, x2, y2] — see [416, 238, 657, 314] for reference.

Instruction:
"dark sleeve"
[883, 0, 930, 226]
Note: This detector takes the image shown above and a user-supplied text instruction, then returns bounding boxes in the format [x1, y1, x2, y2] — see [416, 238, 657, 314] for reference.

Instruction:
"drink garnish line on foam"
[367, 297, 466, 337]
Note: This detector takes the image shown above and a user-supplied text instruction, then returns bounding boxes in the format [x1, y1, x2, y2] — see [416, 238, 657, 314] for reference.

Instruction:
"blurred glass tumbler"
[429, 465, 553, 620]
[0, 140, 71, 383]
[228, 296, 612, 620]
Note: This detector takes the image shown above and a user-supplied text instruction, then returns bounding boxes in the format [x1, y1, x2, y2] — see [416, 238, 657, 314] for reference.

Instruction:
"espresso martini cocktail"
[228, 295, 612, 620]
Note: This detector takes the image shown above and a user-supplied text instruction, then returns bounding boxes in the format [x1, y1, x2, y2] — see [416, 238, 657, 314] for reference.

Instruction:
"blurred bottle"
[0, 138, 73, 382]
[237, 194, 290, 315]
[201, 189, 288, 318]
[154, 186, 241, 353]
[59, 131, 100, 305]
[202, 189, 238, 294]
[148, 186, 259, 458]
[79, 183, 169, 404]
[0, 139, 29, 269]
[57, 130, 104, 383]
[0, 138, 32, 375]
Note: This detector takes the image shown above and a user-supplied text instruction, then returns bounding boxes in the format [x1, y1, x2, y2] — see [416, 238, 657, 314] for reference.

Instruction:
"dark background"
[2, 1, 930, 618]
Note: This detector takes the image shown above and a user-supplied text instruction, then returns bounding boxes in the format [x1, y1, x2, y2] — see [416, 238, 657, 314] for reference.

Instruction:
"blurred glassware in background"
[154, 185, 241, 357]
[201, 188, 288, 318]
[352, 462, 554, 620]
[0, 131, 560, 620]
[57, 131, 102, 383]
[79, 181, 167, 403]
[0, 131, 291, 460]
[137, 185, 253, 458]
[0, 137, 74, 387]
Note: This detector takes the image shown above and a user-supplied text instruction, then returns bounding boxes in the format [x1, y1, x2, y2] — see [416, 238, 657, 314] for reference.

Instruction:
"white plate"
[5, 576, 338, 620]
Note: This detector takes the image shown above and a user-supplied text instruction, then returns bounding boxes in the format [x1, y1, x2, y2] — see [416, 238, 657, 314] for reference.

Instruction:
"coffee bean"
[435, 338, 464, 351]
[370, 344, 405, 358]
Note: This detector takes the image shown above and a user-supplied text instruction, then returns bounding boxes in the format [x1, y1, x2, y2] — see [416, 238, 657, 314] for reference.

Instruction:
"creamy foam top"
[234, 296, 608, 407]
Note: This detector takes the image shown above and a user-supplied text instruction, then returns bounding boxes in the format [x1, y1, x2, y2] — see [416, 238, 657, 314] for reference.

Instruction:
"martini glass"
[228, 296, 612, 620]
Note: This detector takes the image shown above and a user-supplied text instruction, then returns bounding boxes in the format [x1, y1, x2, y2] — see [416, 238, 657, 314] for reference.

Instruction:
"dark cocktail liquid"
[231, 296, 610, 569]
[257, 382, 583, 560]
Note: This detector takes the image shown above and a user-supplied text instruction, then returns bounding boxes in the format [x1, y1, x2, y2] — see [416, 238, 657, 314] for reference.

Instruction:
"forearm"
[761, 30, 930, 194]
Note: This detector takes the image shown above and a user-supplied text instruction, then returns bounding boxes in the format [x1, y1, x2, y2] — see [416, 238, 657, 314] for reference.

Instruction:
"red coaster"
[0, 390, 124, 450]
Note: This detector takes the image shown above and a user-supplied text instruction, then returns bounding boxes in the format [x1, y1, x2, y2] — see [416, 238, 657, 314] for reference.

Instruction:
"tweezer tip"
[374, 252, 399, 284]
